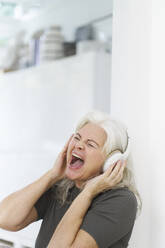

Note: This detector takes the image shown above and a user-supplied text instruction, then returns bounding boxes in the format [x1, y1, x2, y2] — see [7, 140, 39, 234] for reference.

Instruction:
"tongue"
[70, 159, 84, 168]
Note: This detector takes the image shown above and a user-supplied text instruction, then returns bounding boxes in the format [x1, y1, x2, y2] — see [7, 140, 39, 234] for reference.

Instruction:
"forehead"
[77, 123, 107, 147]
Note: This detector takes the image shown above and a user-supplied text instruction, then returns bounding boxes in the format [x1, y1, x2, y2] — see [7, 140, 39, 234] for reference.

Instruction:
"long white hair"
[54, 110, 142, 218]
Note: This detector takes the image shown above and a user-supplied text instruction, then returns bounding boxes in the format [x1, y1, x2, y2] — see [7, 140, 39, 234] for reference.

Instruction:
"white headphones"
[103, 135, 130, 172]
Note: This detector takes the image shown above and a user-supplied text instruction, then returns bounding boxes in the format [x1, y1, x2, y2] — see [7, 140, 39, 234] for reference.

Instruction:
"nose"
[75, 140, 84, 150]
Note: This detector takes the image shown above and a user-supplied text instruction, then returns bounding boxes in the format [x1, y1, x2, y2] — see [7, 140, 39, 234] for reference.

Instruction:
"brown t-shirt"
[34, 185, 137, 248]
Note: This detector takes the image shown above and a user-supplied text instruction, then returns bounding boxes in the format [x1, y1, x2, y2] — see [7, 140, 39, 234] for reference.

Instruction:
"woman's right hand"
[50, 134, 74, 181]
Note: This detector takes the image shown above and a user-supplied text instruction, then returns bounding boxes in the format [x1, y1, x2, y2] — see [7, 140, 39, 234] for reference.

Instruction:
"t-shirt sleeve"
[34, 188, 53, 221]
[80, 188, 137, 248]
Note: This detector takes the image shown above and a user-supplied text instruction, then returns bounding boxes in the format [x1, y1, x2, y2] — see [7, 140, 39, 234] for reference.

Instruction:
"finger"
[113, 165, 125, 183]
[104, 160, 121, 174]
[117, 162, 125, 176]
[103, 161, 118, 176]
[107, 160, 123, 178]
[122, 160, 127, 168]
[110, 160, 126, 180]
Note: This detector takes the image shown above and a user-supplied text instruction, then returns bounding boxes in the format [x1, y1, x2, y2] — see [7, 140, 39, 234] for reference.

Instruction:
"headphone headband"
[107, 132, 130, 158]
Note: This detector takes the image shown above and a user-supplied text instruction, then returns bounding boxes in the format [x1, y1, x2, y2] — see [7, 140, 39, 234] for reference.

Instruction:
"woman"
[0, 110, 141, 248]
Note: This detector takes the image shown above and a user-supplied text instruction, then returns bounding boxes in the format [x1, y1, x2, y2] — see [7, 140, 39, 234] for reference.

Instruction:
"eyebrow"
[76, 132, 100, 147]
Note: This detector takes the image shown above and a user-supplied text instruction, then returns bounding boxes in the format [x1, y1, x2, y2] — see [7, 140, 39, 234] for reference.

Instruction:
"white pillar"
[150, 1, 165, 247]
[111, 0, 151, 247]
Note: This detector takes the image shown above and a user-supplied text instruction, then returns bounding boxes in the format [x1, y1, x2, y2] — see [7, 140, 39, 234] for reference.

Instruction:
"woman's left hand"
[83, 160, 126, 198]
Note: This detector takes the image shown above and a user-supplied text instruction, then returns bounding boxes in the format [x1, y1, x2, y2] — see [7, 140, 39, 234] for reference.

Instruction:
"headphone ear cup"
[103, 136, 131, 172]
[103, 152, 122, 172]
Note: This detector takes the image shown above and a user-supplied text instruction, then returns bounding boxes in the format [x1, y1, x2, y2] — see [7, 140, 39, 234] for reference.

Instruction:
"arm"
[0, 135, 73, 231]
[47, 188, 95, 248]
[0, 169, 59, 231]
[47, 160, 126, 248]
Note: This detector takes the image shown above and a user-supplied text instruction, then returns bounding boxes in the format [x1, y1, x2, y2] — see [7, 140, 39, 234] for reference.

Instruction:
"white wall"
[112, 1, 165, 247]
[150, 1, 165, 247]
[111, 0, 151, 247]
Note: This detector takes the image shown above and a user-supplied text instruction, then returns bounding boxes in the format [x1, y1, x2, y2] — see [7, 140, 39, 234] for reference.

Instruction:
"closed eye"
[74, 136, 80, 140]
[88, 143, 95, 148]
[74, 135, 97, 148]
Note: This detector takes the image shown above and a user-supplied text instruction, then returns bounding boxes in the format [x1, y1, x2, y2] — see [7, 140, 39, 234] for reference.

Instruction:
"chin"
[65, 169, 80, 181]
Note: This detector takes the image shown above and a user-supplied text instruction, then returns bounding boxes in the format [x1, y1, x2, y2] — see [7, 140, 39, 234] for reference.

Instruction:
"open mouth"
[69, 154, 85, 169]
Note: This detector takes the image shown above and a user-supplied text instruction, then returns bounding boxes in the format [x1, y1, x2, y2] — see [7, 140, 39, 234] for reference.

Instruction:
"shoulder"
[80, 187, 137, 248]
[94, 186, 137, 203]
[91, 187, 137, 217]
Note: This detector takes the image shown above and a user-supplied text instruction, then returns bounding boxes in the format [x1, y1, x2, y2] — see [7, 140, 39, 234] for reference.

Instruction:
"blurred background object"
[0, 0, 112, 72]
[38, 25, 64, 63]
[0, 237, 13, 247]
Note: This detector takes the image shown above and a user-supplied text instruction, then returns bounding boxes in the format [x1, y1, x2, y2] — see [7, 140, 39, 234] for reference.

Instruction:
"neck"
[75, 171, 102, 189]
[75, 181, 84, 189]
